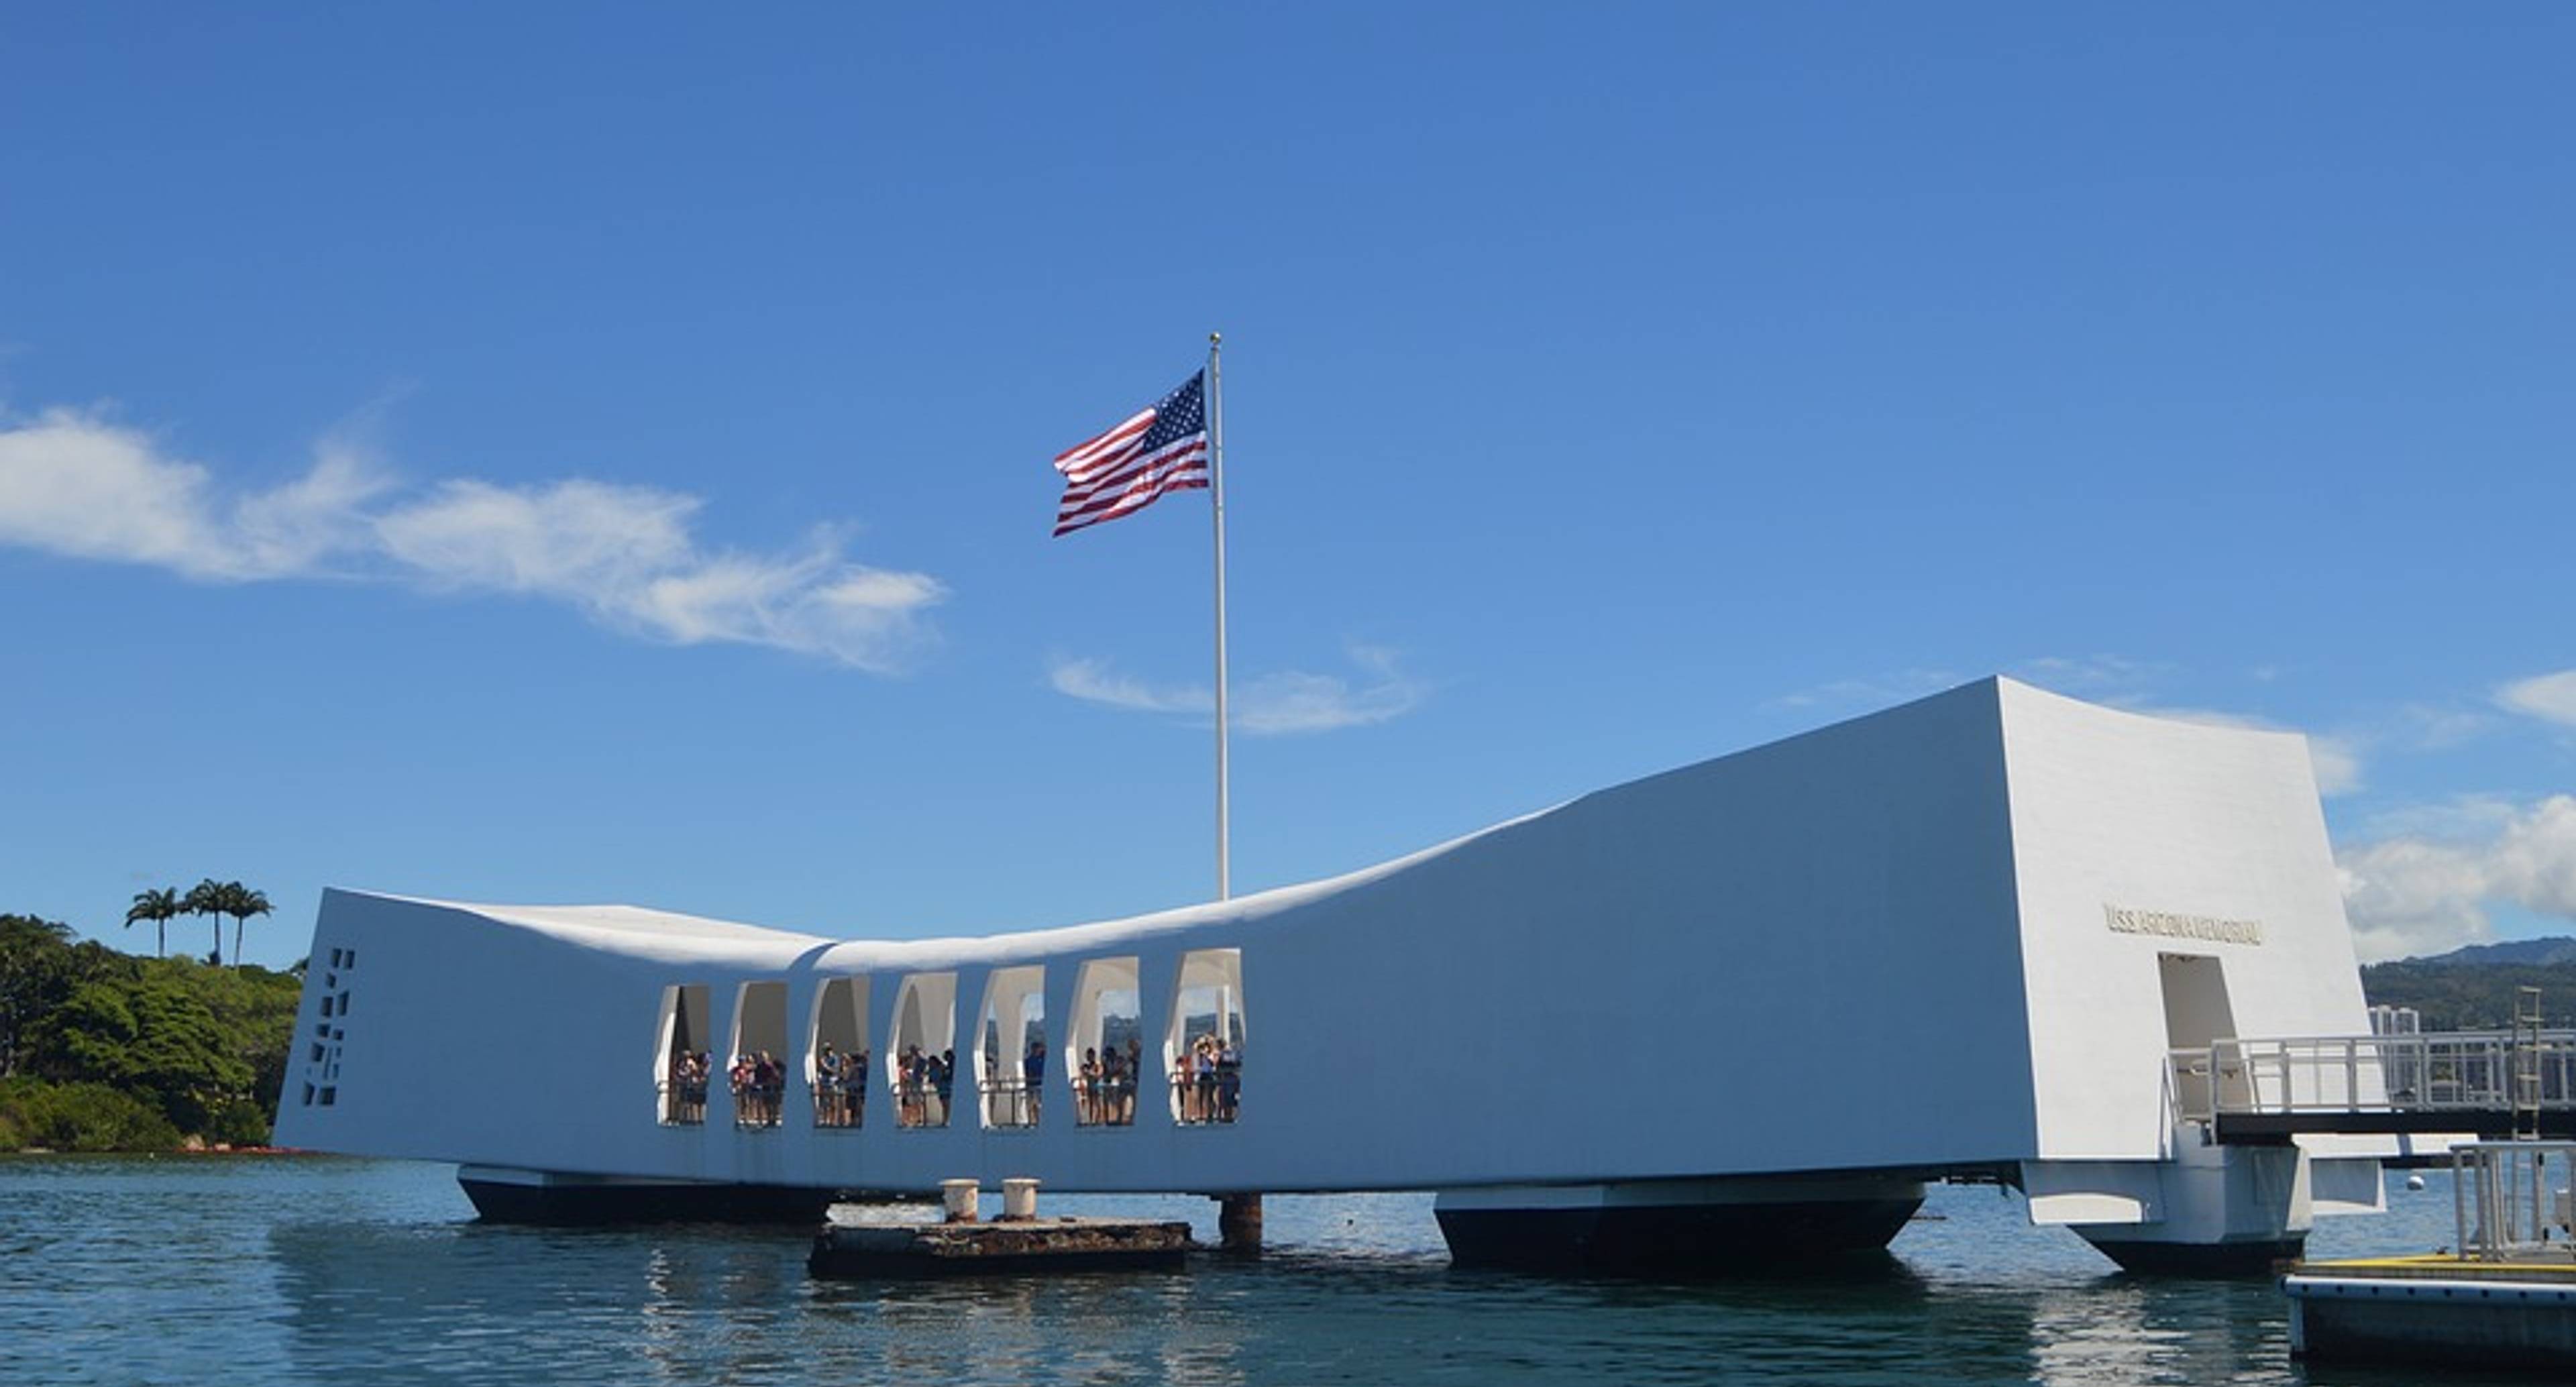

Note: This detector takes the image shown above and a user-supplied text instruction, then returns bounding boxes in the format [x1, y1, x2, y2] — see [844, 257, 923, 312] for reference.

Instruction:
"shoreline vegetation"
[2, 911, 300, 1154]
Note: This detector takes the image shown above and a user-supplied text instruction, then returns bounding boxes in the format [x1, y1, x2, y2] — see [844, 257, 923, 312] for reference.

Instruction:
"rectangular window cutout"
[729, 981, 790, 1130]
[656, 984, 712, 1126]
[890, 972, 958, 1130]
[810, 976, 869, 1130]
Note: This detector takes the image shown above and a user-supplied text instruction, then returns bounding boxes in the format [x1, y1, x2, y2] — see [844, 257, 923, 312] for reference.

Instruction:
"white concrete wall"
[1998, 681, 2373, 1161]
[276, 679, 2361, 1195]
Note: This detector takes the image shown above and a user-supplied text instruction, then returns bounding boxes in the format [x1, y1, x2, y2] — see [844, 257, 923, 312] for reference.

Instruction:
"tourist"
[1079, 1047, 1103, 1125]
[1122, 1037, 1142, 1124]
[898, 1044, 923, 1127]
[816, 1043, 841, 1127]
[1195, 1035, 1220, 1123]
[1217, 1038, 1241, 1123]
[1022, 1038, 1046, 1125]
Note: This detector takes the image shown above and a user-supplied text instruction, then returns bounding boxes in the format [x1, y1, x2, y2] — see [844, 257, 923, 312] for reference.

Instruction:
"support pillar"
[1216, 1192, 1263, 1254]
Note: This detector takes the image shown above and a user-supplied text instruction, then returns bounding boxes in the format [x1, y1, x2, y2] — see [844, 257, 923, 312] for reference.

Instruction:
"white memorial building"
[274, 677, 2391, 1272]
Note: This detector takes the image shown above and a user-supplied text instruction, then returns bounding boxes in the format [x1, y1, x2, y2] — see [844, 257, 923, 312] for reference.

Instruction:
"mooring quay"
[278, 677, 2459, 1274]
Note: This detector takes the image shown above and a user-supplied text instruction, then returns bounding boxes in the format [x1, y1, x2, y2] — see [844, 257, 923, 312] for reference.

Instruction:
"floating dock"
[809, 1218, 1193, 1278]
[2288, 1142, 2576, 1370]
[2287, 1257, 2576, 1368]
[808, 1178, 1194, 1278]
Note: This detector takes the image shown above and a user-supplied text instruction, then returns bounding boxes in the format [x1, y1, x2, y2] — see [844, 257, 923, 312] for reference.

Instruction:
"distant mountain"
[2362, 947, 2576, 1030]
[2400, 937, 2576, 968]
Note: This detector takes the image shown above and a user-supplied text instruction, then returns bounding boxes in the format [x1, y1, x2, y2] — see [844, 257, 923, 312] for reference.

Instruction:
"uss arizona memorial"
[274, 677, 2405, 1272]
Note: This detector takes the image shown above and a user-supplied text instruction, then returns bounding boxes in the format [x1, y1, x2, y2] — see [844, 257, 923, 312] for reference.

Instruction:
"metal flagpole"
[1208, 331, 1230, 901]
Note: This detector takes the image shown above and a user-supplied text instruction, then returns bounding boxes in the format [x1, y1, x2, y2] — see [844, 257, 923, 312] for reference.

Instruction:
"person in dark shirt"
[1022, 1039, 1047, 1124]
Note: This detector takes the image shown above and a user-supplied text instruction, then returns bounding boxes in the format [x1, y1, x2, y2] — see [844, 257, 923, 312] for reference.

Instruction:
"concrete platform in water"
[809, 1218, 1193, 1278]
[2286, 1257, 2576, 1370]
[2286, 1143, 2576, 1372]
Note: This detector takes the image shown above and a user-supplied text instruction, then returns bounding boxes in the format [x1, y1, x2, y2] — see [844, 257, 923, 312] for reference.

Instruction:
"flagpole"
[1208, 331, 1230, 902]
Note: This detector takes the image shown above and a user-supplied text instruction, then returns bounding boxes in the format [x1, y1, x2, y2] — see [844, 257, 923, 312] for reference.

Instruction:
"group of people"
[729, 1050, 787, 1127]
[1173, 1033, 1242, 1125]
[661, 1033, 1242, 1129]
[661, 1050, 712, 1124]
[812, 1043, 869, 1128]
[1074, 1038, 1145, 1126]
[895, 1044, 957, 1128]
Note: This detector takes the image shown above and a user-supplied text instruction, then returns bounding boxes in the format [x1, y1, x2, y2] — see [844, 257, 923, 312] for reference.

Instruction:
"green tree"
[1, 916, 77, 1078]
[223, 883, 272, 967]
[124, 887, 180, 959]
[182, 879, 225, 966]
[32, 973, 251, 1131]
[0, 917, 306, 1150]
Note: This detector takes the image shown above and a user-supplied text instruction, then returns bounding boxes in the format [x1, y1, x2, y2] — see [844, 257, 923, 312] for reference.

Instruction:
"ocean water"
[0, 1156, 2517, 1385]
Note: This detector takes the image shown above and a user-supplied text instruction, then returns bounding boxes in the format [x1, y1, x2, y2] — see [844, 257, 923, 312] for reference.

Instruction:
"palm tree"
[124, 887, 180, 958]
[226, 883, 272, 967]
[182, 878, 225, 966]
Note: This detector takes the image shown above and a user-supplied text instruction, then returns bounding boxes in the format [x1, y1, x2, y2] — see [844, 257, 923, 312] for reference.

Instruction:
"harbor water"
[0, 1155, 2518, 1385]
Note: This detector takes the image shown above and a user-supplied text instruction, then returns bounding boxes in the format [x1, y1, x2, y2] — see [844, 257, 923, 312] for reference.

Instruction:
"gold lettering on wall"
[2102, 905, 2263, 946]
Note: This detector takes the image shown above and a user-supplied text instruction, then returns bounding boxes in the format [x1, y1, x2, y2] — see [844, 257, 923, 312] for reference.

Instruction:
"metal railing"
[981, 1076, 1041, 1129]
[1172, 1067, 1242, 1126]
[1076, 1074, 1140, 1127]
[892, 1077, 953, 1129]
[2452, 1142, 2576, 1261]
[733, 1080, 784, 1129]
[811, 1078, 865, 1129]
[2171, 1030, 2576, 1119]
[657, 1080, 708, 1127]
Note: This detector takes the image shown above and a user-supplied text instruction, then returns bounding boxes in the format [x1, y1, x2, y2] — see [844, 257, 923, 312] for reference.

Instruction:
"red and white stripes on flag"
[1051, 370, 1211, 537]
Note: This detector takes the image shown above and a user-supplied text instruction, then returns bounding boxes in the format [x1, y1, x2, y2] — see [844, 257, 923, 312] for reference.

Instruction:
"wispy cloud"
[2131, 704, 2365, 797]
[0, 405, 942, 671]
[2500, 669, 2576, 728]
[2339, 795, 2576, 962]
[2011, 653, 2172, 696]
[1049, 645, 1426, 735]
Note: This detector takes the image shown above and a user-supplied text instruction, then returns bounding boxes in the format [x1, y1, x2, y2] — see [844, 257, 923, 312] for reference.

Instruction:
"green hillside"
[1, 913, 302, 1152]
[2360, 958, 2576, 1031]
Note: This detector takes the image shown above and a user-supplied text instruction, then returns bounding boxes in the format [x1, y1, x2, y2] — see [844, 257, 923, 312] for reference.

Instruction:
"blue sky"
[3, 5, 2569, 967]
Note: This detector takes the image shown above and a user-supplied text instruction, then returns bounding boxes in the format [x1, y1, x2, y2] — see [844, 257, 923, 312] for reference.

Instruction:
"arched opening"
[975, 965, 1047, 1129]
[654, 984, 711, 1125]
[1167, 949, 1246, 1126]
[1069, 956, 1142, 1127]
[729, 981, 788, 1129]
[888, 972, 957, 1129]
[810, 976, 869, 1129]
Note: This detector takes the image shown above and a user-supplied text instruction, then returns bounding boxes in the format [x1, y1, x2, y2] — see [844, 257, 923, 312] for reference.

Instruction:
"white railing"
[2170, 1030, 2576, 1119]
[2452, 1142, 2576, 1260]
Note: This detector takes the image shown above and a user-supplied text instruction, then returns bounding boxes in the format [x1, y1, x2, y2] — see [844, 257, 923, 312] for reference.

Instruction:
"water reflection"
[256, 1217, 2330, 1387]
[220, 1172, 2410, 1386]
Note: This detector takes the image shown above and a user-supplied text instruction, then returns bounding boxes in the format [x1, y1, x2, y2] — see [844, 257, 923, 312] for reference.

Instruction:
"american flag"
[1051, 371, 1210, 537]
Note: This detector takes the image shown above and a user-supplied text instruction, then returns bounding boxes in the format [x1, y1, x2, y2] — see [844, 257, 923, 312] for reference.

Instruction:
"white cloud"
[2012, 653, 2170, 696]
[0, 405, 942, 671]
[0, 408, 233, 575]
[1049, 657, 1205, 717]
[2339, 795, 2576, 962]
[1049, 645, 1426, 735]
[2133, 705, 2364, 798]
[2500, 669, 2576, 728]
